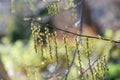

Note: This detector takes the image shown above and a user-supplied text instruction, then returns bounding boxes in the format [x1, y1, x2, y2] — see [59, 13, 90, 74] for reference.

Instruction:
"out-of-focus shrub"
[7, 14, 31, 43]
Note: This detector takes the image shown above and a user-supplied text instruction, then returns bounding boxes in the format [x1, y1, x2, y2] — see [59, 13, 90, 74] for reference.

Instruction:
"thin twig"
[65, 50, 77, 80]
[50, 26, 120, 43]
[79, 0, 84, 33]
[83, 57, 100, 74]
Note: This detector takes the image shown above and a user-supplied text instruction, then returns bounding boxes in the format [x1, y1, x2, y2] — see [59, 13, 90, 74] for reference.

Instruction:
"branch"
[65, 50, 77, 80]
[83, 57, 100, 74]
[76, 0, 84, 33]
[50, 26, 120, 43]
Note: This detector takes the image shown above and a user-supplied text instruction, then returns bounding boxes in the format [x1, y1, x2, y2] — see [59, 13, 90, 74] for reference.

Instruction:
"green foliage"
[107, 63, 120, 79]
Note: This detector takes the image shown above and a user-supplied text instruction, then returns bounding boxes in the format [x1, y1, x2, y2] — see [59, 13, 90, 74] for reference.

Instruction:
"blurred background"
[0, 0, 120, 80]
